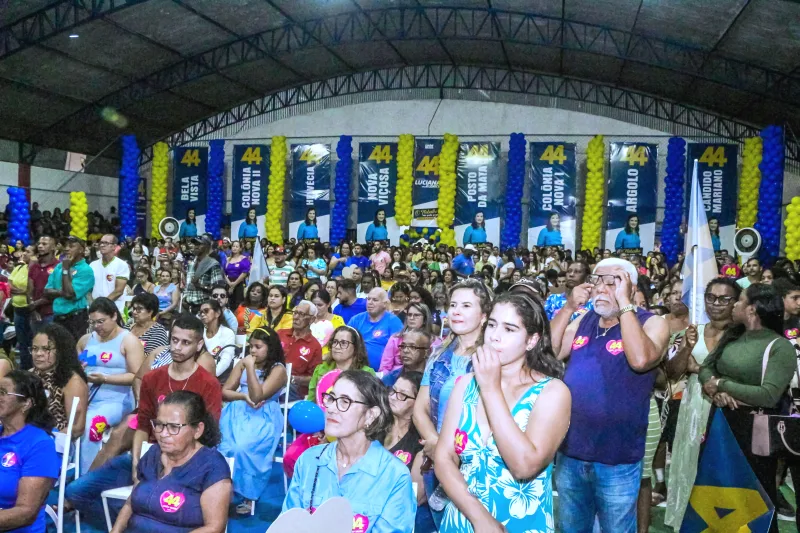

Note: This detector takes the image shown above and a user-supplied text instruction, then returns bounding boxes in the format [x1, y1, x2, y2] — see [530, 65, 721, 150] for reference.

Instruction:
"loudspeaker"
[734, 227, 761, 263]
[158, 217, 180, 239]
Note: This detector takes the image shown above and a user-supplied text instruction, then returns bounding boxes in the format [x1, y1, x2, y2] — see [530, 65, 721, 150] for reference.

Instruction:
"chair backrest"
[141, 441, 153, 458]
[51, 397, 80, 533]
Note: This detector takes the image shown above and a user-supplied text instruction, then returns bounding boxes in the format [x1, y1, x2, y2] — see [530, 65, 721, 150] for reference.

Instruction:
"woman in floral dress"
[435, 292, 571, 533]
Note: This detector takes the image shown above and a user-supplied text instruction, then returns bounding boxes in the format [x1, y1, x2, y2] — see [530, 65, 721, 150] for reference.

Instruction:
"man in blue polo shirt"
[451, 244, 476, 278]
[44, 236, 94, 336]
[347, 287, 403, 370]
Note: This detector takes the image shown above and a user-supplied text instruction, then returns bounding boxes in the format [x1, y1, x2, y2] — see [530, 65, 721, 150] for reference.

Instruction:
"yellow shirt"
[381, 279, 395, 291]
[9, 264, 28, 308]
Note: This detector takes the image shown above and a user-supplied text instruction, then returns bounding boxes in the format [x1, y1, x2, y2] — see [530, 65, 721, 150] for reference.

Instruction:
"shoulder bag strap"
[760, 338, 780, 386]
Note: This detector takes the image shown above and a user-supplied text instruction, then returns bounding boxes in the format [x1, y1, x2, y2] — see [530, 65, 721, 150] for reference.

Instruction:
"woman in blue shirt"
[709, 217, 721, 251]
[178, 208, 198, 240]
[238, 208, 260, 240]
[111, 391, 231, 533]
[537, 212, 563, 246]
[366, 209, 389, 243]
[462, 211, 487, 245]
[0, 370, 59, 533]
[284, 370, 415, 533]
[297, 208, 319, 241]
[302, 247, 328, 280]
[614, 214, 641, 250]
[329, 242, 353, 279]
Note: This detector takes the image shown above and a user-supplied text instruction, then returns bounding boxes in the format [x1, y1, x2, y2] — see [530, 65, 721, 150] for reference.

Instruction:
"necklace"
[596, 325, 613, 338]
[169, 363, 197, 393]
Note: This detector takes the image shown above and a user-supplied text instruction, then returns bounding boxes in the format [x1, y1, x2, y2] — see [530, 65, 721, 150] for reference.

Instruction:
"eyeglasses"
[389, 388, 417, 402]
[331, 339, 353, 349]
[88, 318, 108, 328]
[399, 343, 428, 352]
[211, 293, 227, 300]
[291, 311, 311, 319]
[587, 274, 619, 286]
[31, 345, 55, 355]
[198, 308, 213, 315]
[321, 392, 367, 413]
[392, 296, 409, 303]
[130, 306, 147, 314]
[0, 388, 25, 399]
[705, 294, 735, 305]
[151, 420, 189, 436]
[406, 312, 424, 320]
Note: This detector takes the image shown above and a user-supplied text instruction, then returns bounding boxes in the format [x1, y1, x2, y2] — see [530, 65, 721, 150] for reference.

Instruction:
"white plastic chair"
[46, 397, 82, 533]
[101, 442, 152, 532]
[266, 362, 293, 514]
[411, 482, 418, 533]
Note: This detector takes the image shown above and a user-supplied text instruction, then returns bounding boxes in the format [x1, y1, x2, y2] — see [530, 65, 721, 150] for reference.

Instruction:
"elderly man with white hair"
[278, 300, 322, 399]
[549, 258, 670, 533]
[347, 287, 403, 370]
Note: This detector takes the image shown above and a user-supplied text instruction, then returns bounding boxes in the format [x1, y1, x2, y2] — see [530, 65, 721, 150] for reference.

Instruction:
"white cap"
[464, 244, 477, 251]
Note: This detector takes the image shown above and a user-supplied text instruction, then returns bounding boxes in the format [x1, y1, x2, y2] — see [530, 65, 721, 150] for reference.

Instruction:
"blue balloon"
[288, 400, 325, 434]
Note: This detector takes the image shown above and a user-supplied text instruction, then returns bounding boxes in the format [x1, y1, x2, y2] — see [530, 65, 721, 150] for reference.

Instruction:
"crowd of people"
[0, 216, 798, 533]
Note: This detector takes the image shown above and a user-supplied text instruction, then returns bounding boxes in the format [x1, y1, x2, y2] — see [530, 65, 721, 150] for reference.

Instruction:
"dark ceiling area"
[1, 0, 799, 160]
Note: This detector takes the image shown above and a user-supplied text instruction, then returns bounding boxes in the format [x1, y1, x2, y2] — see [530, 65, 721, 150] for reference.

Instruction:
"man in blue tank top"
[549, 258, 670, 533]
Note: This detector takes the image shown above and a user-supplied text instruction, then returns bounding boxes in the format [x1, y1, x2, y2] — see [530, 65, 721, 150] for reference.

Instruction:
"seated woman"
[111, 391, 231, 533]
[435, 292, 571, 533]
[234, 282, 268, 336]
[76, 297, 145, 474]
[283, 370, 416, 533]
[384, 370, 425, 507]
[199, 299, 237, 380]
[127, 267, 155, 296]
[265, 285, 293, 332]
[0, 370, 60, 533]
[310, 289, 344, 355]
[306, 326, 375, 402]
[31, 323, 88, 440]
[154, 269, 180, 325]
[378, 303, 441, 372]
[126, 293, 169, 354]
[219, 327, 287, 514]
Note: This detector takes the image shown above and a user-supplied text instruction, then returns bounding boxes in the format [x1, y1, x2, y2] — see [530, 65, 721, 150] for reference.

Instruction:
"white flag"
[681, 160, 719, 324]
[249, 240, 270, 286]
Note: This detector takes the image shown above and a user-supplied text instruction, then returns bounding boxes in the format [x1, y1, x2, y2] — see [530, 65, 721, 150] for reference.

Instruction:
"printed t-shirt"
[278, 330, 322, 397]
[29, 259, 59, 317]
[91, 256, 130, 311]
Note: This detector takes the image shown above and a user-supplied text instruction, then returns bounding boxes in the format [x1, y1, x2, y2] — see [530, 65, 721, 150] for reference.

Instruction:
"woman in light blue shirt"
[297, 208, 319, 241]
[709, 217, 721, 251]
[178, 208, 198, 240]
[614, 214, 641, 250]
[462, 211, 487, 245]
[366, 209, 389, 243]
[238, 208, 259, 239]
[302, 247, 327, 280]
[283, 370, 416, 533]
[537, 212, 563, 246]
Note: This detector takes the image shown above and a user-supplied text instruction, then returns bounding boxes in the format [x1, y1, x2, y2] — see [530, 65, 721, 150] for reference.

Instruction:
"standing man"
[184, 235, 224, 315]
[90, 234, 130, 313]
[348, 288, 403, 370]
[369, 242, 391, 276]
[267, 246, 294, 286]
[44, 236, 94, 337]
[737, 257, 763, 289]
[278, 300, 322, 399]
[9, 245, 33, 369]
[451, 244, 476, 278]
[550, 258, 670, 533]
[28, 235, 59, 332]
[348, 243, 370, 272]
[544, 261, 593, 321]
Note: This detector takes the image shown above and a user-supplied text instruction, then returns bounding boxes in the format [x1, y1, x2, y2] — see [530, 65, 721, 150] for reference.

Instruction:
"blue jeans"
[554, 452, 642, 533]
[66, 453, 133, 529]
[13, 307, 32, 370]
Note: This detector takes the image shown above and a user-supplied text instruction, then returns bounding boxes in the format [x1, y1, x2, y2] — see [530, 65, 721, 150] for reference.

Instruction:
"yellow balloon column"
[395, 134, 415, 227]
[581, 135, 605, 251]
[437, 133, 459, 246]
[70, 192, 88, 240]
[738, 137, 762, 229]
[266, 136, 287, 244]
[785, 197, 800, 261]
[150, 142, 169, 238]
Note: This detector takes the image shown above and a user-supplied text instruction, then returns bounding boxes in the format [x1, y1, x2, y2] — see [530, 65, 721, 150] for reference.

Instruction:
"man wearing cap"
[451, 244, 476, 278]
[90, 234, 130, 313]
[44, 236, 94, 336]
[267, 246, 293, 286]
[550, 258, 670, 532]
[184, 235, 224, 315]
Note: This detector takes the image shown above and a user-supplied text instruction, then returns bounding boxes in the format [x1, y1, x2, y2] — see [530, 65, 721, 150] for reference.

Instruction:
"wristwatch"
[618, 304, 636, 317]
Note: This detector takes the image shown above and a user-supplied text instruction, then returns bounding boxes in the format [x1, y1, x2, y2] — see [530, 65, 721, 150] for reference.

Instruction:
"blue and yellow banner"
[606, 143, 658, 254]
[411, 138, 442, 228]
[172, 146, 208, 234]
[528, 142, 577, 250]
[686, 143, 739, 254]
[290, 144, 330, 243]
[454, 142, 500, 247]
[680, 409, 773, 533]
[232, 144, 269, 241]
[358, 142, 400, 244]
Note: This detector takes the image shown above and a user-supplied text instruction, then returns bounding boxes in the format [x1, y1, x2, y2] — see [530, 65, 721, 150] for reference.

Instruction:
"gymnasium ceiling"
[2, 0, 800, 160]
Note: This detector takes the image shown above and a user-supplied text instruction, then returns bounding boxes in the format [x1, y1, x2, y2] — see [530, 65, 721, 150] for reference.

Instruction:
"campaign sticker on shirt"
[1, 452, 17, 467]
[106, 274, 114, 282]
[394, 450, 412, 465]
[454, 429, 468, 455]
[605, 339, 624, 356]
[212, 345, 222, 355]
[571, 336, 589, 350]
[71, 269, 78, 276]
[372, 330, 384, 339]
[140, 340, 147, 349]
[89, 415, 109, 442]
[299, 346, 310, 357]
[160, 490, 186, 513]
[99, 351, 113, 363]
[352, 514, 369, 533]
[785, 328, 799, 340]
[47, 267, 54, 274]
[157, 394, 166, 404]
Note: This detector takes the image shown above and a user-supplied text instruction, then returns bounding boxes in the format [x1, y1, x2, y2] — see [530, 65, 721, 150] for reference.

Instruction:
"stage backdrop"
[686, 143, 739, 254]
[172, 146, 208, 234]
[454, 142, 500, 247]
[231, 144, 269, 241]
[290, 144, 330, 242]
[358, 142, 401, 244]
[528, 142, 577, 251]
[606, 143, 658, 254]
[411, 138, 443, 228]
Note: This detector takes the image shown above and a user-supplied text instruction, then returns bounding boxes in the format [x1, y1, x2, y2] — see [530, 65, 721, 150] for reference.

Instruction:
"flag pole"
[691, 159, 699, 325]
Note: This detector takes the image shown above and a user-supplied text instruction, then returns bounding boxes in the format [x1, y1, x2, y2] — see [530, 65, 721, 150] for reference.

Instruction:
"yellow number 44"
[416, 155, 439, 176]
[540, 145, 567, 165]
[699, 146, 727, 167]
[299, 148, 321, 164]
[621, 146, 649, 166]
[180, 149, 201, 167]
[368, 145, 392, 164]
[240, 147, 263, 165]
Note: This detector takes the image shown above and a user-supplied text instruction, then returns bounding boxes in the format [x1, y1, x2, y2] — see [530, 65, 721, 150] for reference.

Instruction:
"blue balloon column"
[501, 132, 525, 250]
[119, 135, 140, 240]
[206, 139, 225, 240]
[661, 137, 686, 266]
[755, 125, 784, 265]
[332, 135, 353, 246]
[6, 188, 30, 246]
